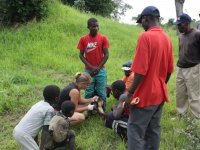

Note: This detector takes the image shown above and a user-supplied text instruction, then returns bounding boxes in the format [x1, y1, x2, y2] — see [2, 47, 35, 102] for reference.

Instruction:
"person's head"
[122, 60, 132, 77]
[87, 18, 99, 37]
[111, 80, 126, 99]
[75, 72, 92, 89]
[61, 101, 75, 117]
[175, 13, 192, 33]
[136, 6, 160, 31]
[43, 85, 60, 105]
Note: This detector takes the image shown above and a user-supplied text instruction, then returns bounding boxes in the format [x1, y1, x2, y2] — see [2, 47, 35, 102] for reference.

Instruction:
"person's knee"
[77, 114, 85, 122]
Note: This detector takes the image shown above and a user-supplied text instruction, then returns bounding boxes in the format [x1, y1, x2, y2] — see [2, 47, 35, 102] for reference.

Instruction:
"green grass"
[0, 1, 199, 149]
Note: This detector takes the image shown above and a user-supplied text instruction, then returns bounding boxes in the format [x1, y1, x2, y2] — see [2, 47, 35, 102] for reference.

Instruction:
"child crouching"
[45, 101, 76, 150]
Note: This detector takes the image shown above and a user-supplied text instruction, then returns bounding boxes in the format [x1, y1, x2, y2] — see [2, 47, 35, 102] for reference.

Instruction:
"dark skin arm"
[79, 48, 109, 76]
[79, 50, 94, 69]
[97, 48, 109, 69]
[39, 125, 49, 150]
[165, 73, 172, 83]
[113, 94, 127, 119]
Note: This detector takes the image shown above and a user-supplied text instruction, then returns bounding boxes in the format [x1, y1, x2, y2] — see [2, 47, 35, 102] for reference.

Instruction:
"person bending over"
[56, 72, 98, 125]
[13, 85, 60, 150]
[44, 101, 76, 150]
[105, 80, 130, 141]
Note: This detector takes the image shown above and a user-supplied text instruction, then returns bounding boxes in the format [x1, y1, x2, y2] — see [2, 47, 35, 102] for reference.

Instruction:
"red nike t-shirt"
[77, 33, 109, 69]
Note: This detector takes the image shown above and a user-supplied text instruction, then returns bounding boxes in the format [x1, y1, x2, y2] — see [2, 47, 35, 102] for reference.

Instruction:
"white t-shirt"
[14, 100, 55, 138]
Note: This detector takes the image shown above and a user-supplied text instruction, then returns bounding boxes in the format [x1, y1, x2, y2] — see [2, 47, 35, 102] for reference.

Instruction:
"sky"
[121, 0, 200, 24]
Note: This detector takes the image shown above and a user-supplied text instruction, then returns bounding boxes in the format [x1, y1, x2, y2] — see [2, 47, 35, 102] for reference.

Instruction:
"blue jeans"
[85, 68, 107, 108]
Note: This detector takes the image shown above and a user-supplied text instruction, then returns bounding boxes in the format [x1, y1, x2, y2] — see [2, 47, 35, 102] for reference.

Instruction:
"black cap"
[136, 6, 160, 23]
[121, 60, 132, 71]
[175, 13, 192, 25]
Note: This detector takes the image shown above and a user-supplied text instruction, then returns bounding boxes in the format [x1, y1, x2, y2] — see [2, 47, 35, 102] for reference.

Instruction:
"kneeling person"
[105, 80, 129, 140]
[45, 101, 76, 150]
[13, 85, 60, 150]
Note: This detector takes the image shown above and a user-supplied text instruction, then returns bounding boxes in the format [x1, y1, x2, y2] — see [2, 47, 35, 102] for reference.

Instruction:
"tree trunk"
[175, 0, 185, 34]
[175, 0, 185, 18]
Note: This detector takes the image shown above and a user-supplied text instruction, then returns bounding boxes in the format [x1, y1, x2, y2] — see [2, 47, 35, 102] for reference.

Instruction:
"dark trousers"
[105, 112, 128, 140]
[127, 101, 164, 150]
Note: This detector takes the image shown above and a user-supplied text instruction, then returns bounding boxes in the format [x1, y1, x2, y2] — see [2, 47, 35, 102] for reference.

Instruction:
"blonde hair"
[75, 72, 91, 83]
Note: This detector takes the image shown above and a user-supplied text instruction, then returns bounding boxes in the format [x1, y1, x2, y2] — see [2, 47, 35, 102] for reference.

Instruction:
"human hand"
[88, 104, 95, 110]
[92, 96, 99, 102]
[90, 67, 100, 76]
[130, 97, 140, 105]
[106, 85, 112, 98]
[125, 93, 132, 104]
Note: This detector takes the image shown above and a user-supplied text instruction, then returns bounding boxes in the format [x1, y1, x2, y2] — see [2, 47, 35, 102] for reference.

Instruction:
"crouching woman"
[56, 72, 98, 125]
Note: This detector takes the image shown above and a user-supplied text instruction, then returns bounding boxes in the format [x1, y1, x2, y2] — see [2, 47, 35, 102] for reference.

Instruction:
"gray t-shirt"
[14, 100, 55, 137]
[177, 29, 200, 68]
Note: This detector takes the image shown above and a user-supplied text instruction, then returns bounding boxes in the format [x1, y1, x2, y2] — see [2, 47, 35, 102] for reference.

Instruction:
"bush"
[74, 0, 87, 12]
[61, 0, 131, 20]
[0, 0, 49, 25]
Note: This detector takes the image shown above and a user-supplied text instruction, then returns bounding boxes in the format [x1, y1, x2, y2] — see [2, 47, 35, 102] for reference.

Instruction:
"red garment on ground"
[131, 26, 174, 108]
[77, 33, 109, 69]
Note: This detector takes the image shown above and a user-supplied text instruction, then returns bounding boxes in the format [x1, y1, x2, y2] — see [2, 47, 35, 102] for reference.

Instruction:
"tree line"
[0, 0, 131, 25]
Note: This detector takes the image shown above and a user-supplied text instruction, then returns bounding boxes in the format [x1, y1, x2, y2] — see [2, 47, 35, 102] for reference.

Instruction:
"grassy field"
[0, 1, 199, 150]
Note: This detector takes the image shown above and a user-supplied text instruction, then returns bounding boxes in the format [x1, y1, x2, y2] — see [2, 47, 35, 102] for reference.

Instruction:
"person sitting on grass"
[13, 85, 60, 150]
[104, 80, 130, 141]
[44, 101, 76, 150]
[121, 60, 135, 92]
[106, 60, 135, 97]
[55, 72, 99, 125]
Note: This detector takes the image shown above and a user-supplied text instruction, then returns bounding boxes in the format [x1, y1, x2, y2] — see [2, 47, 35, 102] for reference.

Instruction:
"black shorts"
[105, 112, 128, 140]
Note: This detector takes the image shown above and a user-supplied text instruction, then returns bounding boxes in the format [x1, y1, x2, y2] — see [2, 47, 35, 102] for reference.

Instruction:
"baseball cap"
[175, 13, 191, 25]
[121, 60, 132, 71]
[136, 6, 160, 23]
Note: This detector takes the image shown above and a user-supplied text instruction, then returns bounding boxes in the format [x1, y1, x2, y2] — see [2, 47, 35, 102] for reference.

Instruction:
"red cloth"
[131, 26, 174, 108]
[77, 33, 109, 69]
[123, 108, 130, 117]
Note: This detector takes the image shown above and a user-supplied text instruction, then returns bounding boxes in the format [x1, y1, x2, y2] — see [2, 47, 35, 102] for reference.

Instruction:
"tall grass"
[0, 1, 199, 149]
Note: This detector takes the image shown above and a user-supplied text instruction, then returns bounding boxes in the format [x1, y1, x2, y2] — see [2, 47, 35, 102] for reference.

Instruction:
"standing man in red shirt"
[77, 18, 109, 109]
[125, 6, 174, 150]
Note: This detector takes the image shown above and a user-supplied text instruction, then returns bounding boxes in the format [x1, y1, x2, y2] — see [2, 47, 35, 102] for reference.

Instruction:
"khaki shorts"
[176, 64, 200, 118]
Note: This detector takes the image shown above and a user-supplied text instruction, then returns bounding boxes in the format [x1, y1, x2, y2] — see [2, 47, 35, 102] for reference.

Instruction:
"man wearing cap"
[125, 6, 174, 150]
[121, 60, 135, 92]
[175, 13, 200, 119]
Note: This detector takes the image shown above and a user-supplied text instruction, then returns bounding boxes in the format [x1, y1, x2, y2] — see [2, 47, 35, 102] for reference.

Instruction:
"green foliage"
[62, 0, 131, 20]
[167, 18, 175, 26]
[84, 0, 116, 17]
[111, 0, 132, 20]
[61, 0, 74, 5]
[0, 0, 48, 24]
[74, 0, 87, 12]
